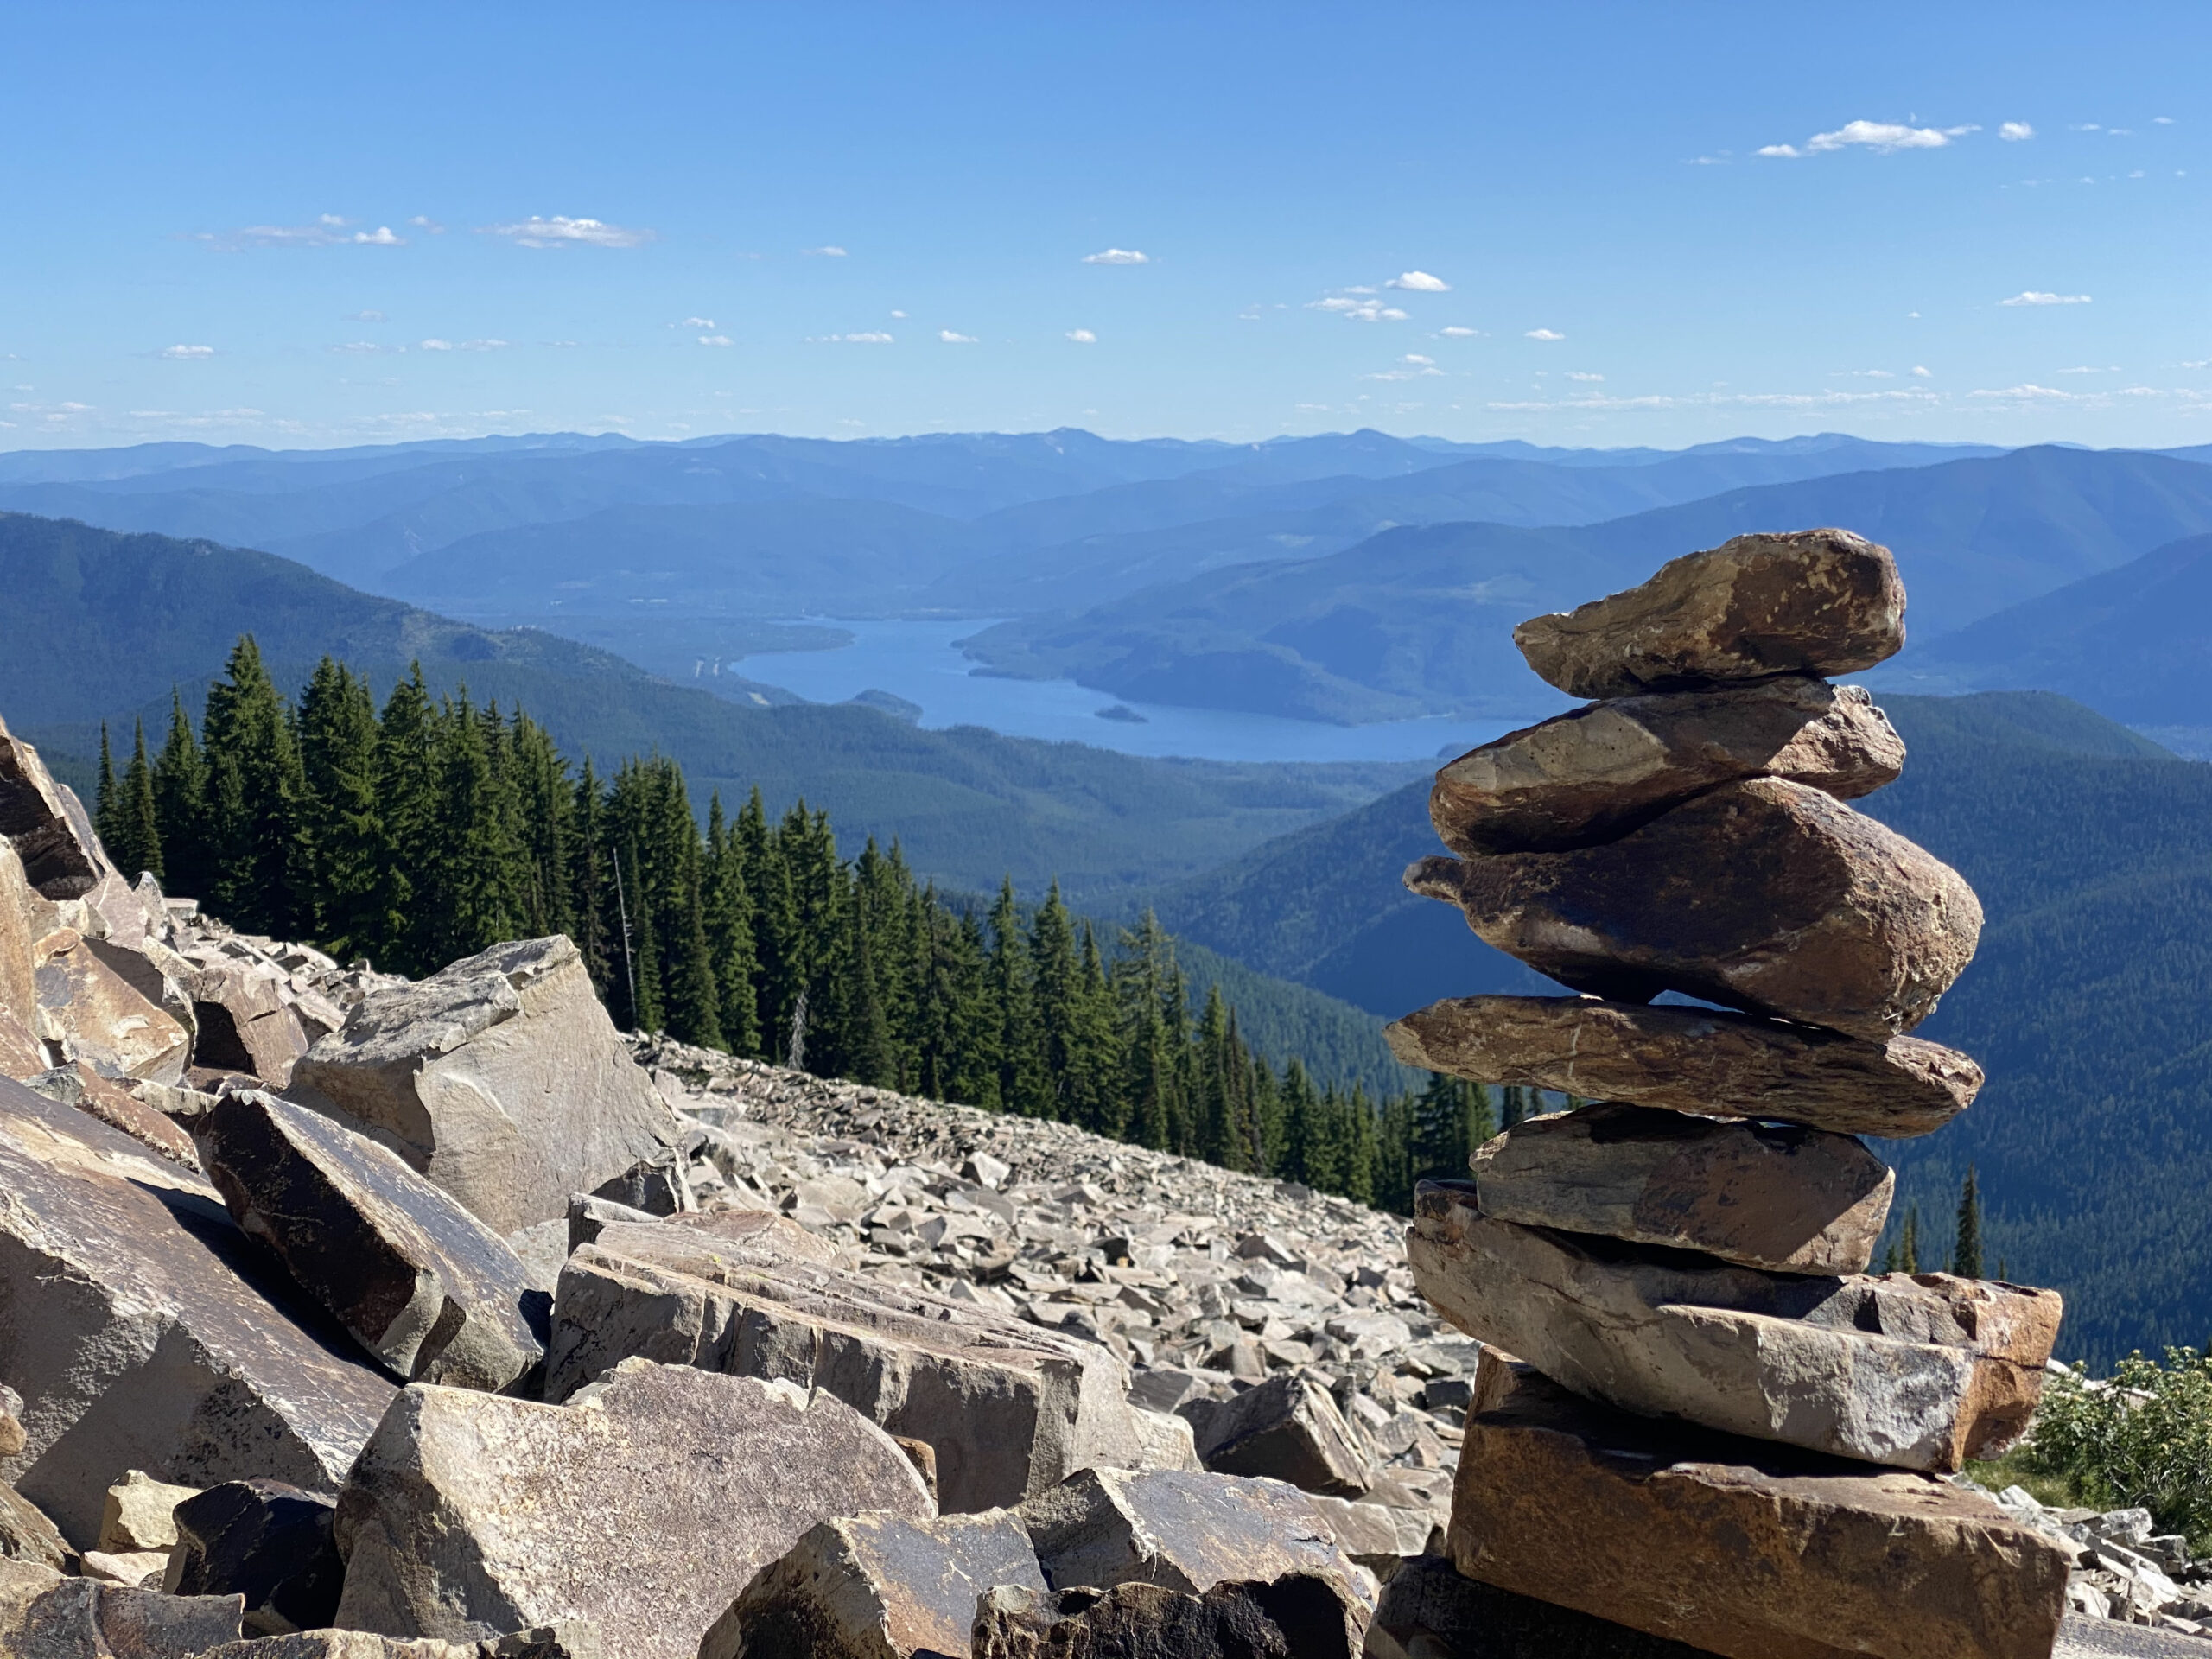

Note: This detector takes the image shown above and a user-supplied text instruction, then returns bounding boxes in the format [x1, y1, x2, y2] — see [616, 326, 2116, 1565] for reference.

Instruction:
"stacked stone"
[1386, 531, 2077, 1659]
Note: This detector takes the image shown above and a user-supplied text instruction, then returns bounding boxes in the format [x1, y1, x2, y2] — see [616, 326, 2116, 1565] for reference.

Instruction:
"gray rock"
[165, 1479, 344, 1637]
[285, 937, 680, 1235]
[0, 1482, 68, 1572]
[175, 953, 312, 1086]
[1021, 1466, 1353, 1595]
[1386, 994, 1982, 1138]
[1513, 528, 1907, 699]
[1450, 1357, 2071, 1659]
[1432, 677, 1904, 856]
[194, 1090, 546, 1393]
[564, 1193, 660, 1254]
[547, 1211, 1147, 1511]
[0, 1554, 245, 1657]
[188, 1630, 601, 1659]
[31, 925, 191, 1084]
[0, 1076, 396, 1549]
[969, 1575, 1366, 1659]
[1470, 1103, 1894, 1274]
[700, 1508, 1045, 1659]
[1405, 778, 1982, 1040]
[588, 1149, 693, 1217]
[0, 840, 50, 1046]
[1408, 1181, 2061, 1471]
[1371, 1556, 1721, 1659]
[0, 715, 109, 900]
[1189, 1373, 1372, 1497]
[334, 1359, 931, 1659]
[98, 1469, 200, 1553]
[26, 1062, 200, 1167]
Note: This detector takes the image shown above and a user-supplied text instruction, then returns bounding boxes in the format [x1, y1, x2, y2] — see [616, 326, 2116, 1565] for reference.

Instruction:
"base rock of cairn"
[1395, 527, 2073, 1656]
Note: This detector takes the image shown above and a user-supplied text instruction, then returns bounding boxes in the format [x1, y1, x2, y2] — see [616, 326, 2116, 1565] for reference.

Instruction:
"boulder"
[99, 1469, 201, 1553]
[0, 1007, 45, 1079]
[1431, 677, 1904, 856]
[1188, 1373, 1371, 1497]
[546, 1211, 1147, 1512]
[0, 1554, 245, 1657]
[969, 1575, 1365, 1659]
[285, 937, 681, 1234]
[1370, 1556, 1721, 1659]
[0, 840, 52, 1040]
[588, 1148, 694, 1217]
[1385, 994, 1980, 1138]
[0, 715, 109, 899]
[31, 927, 191, 1084]
[194, 1090, 547, 1393]
[699, 1507, 1045, 1659]
[0, 1075, 397, 1548]
[188, 1630, 599, 1659]
[1446, 1357, 2069, 1659]
[1405, 779, 1981, 1040]
[1021, 1467, 1353, 1595]
[26, 1061, 201, 1167]
[332, 1358, 933, 1659]
[177, 953, 311, 1086]
[165, 1479, 344, 1637]
[82, 1548, 171, 1587]
[564, 1192, 659, 1253]
[0, 1483, 69, 1571]
[1512, 529, 1907, 699]
[1470, 1103, 1894, 1274]
[1408, 1181, 2059, 1471]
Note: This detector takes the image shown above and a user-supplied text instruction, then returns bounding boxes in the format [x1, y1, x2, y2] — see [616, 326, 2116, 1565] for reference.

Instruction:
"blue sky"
[3, 2, 2206, 451]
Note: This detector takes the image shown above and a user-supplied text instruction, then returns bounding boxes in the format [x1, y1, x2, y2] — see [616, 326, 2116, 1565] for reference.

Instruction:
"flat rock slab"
[33, 927, 190, 1084]
[195, 1090, 546, 1392]
[1188, 1372, 1371, 1497]
[168, 1478, 344, 1637]
[548, 1211, 1146, 1512]
[0, 716, 109, 900]
[0, 1554, 246, 1658]
[2056, 1614, 2212, 1656]
[1471, 1103, 1894, 1274]
[1408, 1181, 2060, 1471]
[334, 1358, 932, 1659]
[1447, 1358, 2069, 1659]
[1406, 778, 1981, 1040]
[1513, 529, 1907, 699]
[701, 1507, 1045, 1659]
[1432, 677, 1904, 856]
[0, 841, 53, 1040]
[1021, 1467, 1352, 1595]
[1371, 1556, 1724, 1659]
[972, 1577, 1365, 1659]
[285, 936, 679, 1235]
[0, 1076, 396, 1549]
[1385, 995, 1980, 1138]
[27, 1063, 200, 1167]
[0, 1483, 69, 1572]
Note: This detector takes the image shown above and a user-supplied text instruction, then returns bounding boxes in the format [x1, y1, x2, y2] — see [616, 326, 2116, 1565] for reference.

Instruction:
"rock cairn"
[1386, 530, 2082, 1658]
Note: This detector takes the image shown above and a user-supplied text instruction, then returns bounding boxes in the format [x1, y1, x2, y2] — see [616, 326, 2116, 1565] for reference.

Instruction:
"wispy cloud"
[1363, 353, 1444, 382]
[2000, 122, 2035, 142]
[1758, 119, 1975, 159]
[1525, 327, 1565, 341]
[345, 309, 388, 322]
[2056, 365, 2120, 374]
[327, 341, 389, 355]
[160, 344, 215, 359]
[802, 245, 849, 257]
[192, 214, 407, 250]
[408, 216, 446, 234]
[810, 331, 893, 343]
[698, 335, 734, 347]
[1912, 365, 1932, 378]
[1999, 290, 2092, 306]
[680, 316, 716, 329]
[1082, 248, 1149, 265]
[1436, 325, 1481, 339]
[482, 216, 652, 249]
[1565, 371, 1604, 382]
[939, 330, 979, 344]
[418, 338, 511, 351]
[1310, 296, 1409, 323]
[1969, 383, 2073, 399]
[1065, 328, 1098, 344]
[1385, 270, 1449, 292]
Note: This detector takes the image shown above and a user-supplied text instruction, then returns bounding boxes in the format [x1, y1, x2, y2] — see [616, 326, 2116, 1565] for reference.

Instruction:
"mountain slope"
[1153, 691, 2210, 1360]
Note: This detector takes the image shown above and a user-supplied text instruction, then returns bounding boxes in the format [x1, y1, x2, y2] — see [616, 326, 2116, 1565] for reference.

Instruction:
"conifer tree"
[568, 757, 613, 997]
[1899, 1205, 1921, 1275]
[370, 668, 436, 972]
[152, 691, 208, 899]
[1952, 1166, 1984, 1279]
[200, 636, 308, 938]
[660, 817, 725, 1052]
[702, 794, 762, 1058]
[94, 724, 118, 849]
[988, 878, 1047, 1115]
[295, 659, 384, 960]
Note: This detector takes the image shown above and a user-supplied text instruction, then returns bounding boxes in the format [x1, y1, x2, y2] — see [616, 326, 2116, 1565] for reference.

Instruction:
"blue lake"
[732, 619, 1519, 763]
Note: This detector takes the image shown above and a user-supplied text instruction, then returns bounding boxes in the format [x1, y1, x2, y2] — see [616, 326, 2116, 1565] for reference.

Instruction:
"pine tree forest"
[99, 639, 1498, 1213]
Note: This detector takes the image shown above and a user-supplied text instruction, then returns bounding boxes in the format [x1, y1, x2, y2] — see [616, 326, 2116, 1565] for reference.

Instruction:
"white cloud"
[1968, 383, 2074, 399]
[1911, 365, 1932, 377]
[1525, 327, 1565, 341]
[1065, 328, 1098, 344]
[1309, 296, 1409, 323]
[682, 316, 716, 329]
[938, 329, 978, 344]
[161, 344, 215, 359]
[1757, 144, 1803, 158]
[483, 216, 652, 249]
[2056, 365, 2120, 373]
[698, 334, 734, 347]
[2154, 117, 2174, 124]
[408, 216, 446, 234]
[1760, 119, 1973, 158]
[1436, 325, 1481, 339]
[890, 310, 907, 319]
[345, 309, 387, 322]
[413, 338, 508, 352]
[1999, 290, 2092, 306]
[802, 245, 849, 257]
[1082, 248, 1149, 264]
[2000, 122, 2035, 142]
[2183, 359, 2210, 370]
[327, 341, 387, 355]
[810, 331, 893, 343]
[1364, 353, 1444, 382]
[1385, 270, 1450, 292]
[1566, 371, 1605, 382]
[196, 215, 408, 250]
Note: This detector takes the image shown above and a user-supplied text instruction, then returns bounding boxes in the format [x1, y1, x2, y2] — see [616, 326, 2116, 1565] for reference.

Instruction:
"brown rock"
[1371, 1556, 1721, 1659]
[0, 715, 110, 899]
[0, 1554, 246, 1657]
[1513, 529, 1907, 699]
[1408, 1181, 2059, 1471]
[32, 926, 191, 1084]
[1446, 1357, 2070, 1659]
[1405, 778, 1982, 1040]
[0, 1482, 69, 1572]
[332, 1359, 933, 1659]
[166, 1478, 345, 1637]
[700, 1508, 1046, 1659]
[0, 840, 53, 1041]
[98, 1469, 200, 1553]
[970, 1577, 1366, 1659]
[1432, 677, 1904, 855]
[285, 936, 680, 1234]
[0, 1007, 44, 1079]
[1471, 1103, 1894, 1274]
[1020, 1467, 1355, 1595]
[0, 1075, 396, 1549]
[26, 1061, 200, 1167]
[1189, 1373, 1371, 1497]
[178, 953, 310, 1086]
[1385, 994, 1980, 1138]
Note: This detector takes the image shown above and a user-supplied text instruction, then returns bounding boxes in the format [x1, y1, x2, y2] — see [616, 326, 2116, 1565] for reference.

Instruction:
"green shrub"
[2026, 1347, 2212, 1541]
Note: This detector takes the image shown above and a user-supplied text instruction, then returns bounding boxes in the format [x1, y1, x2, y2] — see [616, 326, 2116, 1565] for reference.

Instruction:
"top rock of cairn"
[1392, 530, 2070, 1659]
